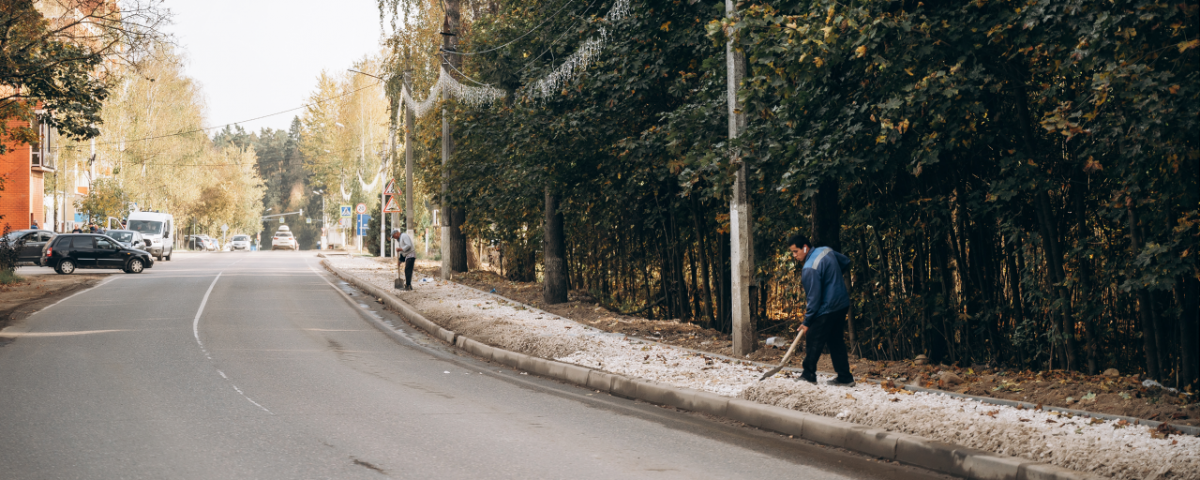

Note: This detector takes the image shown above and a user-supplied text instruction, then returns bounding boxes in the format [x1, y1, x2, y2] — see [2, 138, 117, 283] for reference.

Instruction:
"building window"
[30, 113, 56, 170]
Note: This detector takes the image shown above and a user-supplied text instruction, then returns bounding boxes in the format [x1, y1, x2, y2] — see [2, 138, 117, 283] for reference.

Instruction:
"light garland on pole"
[398, 0, 631, 114]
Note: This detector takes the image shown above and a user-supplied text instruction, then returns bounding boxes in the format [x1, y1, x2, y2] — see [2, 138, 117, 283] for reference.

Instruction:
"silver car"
[105, 229, 151, 251]
[229, 235, 251, 251]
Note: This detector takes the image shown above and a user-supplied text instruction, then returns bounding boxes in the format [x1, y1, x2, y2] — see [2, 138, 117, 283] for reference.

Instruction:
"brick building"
[0, 114, 58, 231]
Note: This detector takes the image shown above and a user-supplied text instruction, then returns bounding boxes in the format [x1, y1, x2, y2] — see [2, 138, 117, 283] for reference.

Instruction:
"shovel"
[758, 326, 806, 381]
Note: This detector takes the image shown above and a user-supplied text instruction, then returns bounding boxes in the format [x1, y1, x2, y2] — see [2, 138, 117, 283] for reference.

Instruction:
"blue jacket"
[801, 246, 851, 325]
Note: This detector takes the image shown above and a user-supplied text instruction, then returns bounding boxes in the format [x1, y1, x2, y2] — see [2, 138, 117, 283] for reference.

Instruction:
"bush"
[0, 269, 24, 285]
[0, 225, 23, 278]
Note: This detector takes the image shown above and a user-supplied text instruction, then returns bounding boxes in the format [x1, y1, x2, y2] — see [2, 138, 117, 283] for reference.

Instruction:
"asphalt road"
[0, 251, 945, 479]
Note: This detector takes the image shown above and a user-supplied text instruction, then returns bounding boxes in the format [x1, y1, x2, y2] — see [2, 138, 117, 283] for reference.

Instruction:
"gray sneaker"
[825, 378, 856, 387]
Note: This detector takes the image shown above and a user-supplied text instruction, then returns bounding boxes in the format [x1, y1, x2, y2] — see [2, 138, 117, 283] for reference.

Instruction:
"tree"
[74, 178, 124, 224]
[0, 0, 168, 151]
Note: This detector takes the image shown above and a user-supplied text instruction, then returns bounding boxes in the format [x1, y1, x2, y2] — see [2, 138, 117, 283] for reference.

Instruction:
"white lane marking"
[25, 275, 124, 319]
[192, 273, 222, 359]
[191, 272, 272, 415]
[0, 329, 126, 338]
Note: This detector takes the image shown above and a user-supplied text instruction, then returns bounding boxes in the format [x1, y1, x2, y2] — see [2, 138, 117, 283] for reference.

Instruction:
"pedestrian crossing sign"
[339, 205, 352, 217]
[383, 179, 398, 196]
[383, 196, 401, 213]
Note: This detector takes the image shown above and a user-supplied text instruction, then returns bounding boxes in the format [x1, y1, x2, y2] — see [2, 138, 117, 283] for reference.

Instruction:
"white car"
[271, 231, 297, 250]
[229, 235, 251, 251]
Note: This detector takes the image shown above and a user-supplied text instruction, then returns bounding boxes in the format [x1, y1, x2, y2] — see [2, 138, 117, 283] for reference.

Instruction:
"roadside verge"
[1, 271, 113, 333]
[322, 259, 1095, 480]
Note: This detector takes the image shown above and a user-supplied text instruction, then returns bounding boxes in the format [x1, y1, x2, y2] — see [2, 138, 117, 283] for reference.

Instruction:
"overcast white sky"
[165, 0, 386, 133]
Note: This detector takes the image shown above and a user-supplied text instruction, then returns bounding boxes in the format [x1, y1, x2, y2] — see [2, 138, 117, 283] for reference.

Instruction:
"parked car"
[40, 234, 154, 274]
[184, 235, 205, 251]
[127, 211, 174, 261]
[229, 235, 251, 251]
[271, 230, 297, 250]
[105, 229, 151, 250]
[2, 229, 55, 265]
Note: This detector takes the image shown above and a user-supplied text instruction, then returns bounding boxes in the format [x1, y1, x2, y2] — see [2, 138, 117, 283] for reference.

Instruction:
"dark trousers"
[402, 256, 415, 286]
[800, 307, 853, 382]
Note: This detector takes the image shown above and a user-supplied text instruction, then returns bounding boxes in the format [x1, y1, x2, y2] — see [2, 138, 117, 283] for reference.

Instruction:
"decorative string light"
[399, 0, 631, 113]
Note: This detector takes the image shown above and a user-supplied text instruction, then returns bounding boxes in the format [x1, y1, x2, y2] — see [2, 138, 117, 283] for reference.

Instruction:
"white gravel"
[327, 256, 1200, 479]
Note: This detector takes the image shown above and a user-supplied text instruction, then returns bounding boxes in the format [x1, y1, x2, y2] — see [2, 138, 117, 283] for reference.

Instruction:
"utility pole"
[440, 0, 468, 279]
[727, 0, 755, 355]
[404, 71, 414, 238]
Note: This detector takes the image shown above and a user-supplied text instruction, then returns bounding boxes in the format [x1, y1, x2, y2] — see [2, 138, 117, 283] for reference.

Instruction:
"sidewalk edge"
[321, 260, 1097, 480]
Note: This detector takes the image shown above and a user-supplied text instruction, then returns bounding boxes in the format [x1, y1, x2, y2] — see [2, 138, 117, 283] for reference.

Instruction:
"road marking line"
[191, 272, 272, 415]
[25, 275, 124, 319]
[192, 273, 221, 360]
[0, 329, 126, 338]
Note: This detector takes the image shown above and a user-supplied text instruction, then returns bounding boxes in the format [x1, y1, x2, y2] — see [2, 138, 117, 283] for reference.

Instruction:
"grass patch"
[0, 269, 25, 285]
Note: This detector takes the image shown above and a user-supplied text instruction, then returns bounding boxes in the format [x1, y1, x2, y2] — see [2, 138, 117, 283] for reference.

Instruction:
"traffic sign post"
[340, 205, 352, 217]
[383, 196, 401, 213]
[355, 203, 367, 215]
[356, 214, 369, 237]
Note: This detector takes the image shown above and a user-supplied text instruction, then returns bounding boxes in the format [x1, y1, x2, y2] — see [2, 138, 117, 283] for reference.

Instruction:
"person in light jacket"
[787, 233, 855, 387]
[391, 228, 416, 290]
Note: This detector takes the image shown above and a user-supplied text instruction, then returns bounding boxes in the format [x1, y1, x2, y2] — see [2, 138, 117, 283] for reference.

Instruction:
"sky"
[165, 0, 387, 133]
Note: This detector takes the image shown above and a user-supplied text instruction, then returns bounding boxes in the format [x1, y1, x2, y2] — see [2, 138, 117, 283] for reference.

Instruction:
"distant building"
[0, 1, 114, 232]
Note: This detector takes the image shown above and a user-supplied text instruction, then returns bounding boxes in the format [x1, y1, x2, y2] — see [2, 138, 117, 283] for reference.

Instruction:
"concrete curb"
[320, 260, 1096, 480]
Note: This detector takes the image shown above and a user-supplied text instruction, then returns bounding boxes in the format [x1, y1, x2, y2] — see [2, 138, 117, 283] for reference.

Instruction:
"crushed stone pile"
[327, 256, 1200, 480]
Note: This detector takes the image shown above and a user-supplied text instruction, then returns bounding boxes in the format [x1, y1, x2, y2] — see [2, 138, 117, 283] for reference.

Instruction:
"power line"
[53, 80, 383, 151]
[117, 144, 377, 168]
[447, 0, 578, 56]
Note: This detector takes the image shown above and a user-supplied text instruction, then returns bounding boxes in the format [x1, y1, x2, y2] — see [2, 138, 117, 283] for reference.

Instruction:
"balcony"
[30, 113, 57, 173]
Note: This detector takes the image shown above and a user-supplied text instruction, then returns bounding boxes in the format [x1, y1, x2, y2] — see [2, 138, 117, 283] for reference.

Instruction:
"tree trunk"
[543, 188, 568, 304]
[810, 178, 841, 251]
[1071, 176, 1098, 374]
[1034, 189, 1077, 370]
[692, 198, 715, 326]
[1179, 275, 1199, 390]
[1128, 204, 1161, 380]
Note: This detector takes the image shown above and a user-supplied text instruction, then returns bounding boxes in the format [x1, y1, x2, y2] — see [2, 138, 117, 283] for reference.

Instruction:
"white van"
[126, 211, 175, 261]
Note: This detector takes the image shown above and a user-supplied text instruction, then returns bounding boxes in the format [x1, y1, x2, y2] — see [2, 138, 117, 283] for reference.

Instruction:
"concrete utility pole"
[440, 0, 468, 279]
[404, 71, 415, 237]
[440, 96, 452, 280]
[727, 0, 755, 356]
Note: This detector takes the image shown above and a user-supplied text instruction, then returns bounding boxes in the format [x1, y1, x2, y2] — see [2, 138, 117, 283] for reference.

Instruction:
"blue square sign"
[340, 205, 353, 217]
[356, 214, 369, 236]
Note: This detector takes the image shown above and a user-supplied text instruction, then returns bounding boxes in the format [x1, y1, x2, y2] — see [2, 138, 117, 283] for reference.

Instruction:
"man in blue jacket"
[787, 234, 855, 387]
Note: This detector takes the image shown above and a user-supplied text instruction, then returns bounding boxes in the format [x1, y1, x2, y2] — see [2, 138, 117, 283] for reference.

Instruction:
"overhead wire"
[445, 0, 579, 56]
[53, 80, 384, 152]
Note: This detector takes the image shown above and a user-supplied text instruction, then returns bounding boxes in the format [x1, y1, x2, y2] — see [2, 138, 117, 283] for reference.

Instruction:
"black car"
[1, 229, 56, 265]
[40, 234, 155, 274]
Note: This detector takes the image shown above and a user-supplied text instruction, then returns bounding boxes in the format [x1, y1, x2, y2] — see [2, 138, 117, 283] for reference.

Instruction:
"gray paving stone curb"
[321, 260, 1096, 480]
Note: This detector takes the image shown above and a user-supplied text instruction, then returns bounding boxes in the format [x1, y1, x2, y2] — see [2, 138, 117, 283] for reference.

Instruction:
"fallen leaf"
[845, 393, 856, 401]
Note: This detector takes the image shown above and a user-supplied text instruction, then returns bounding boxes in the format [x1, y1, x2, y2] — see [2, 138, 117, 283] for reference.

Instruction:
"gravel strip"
[328, 256, 1199, 480]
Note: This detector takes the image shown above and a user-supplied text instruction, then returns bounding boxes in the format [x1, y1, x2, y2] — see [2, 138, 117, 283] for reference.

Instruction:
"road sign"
[356, 214, 369, 236]
[383, 179, 398, 196]
[355, 203, 367, 215]
[383, 196, 401, 213]
[339, 217, 349, 228]
[220, 224, 228, 232]
[340, 205, 352, 217]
